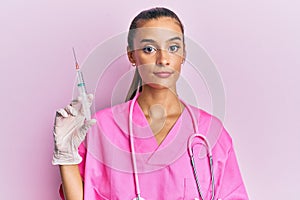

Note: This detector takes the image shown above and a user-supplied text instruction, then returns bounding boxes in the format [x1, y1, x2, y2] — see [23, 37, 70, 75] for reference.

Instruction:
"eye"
[168, 45, 180, 53]
[143, 46, 157, 54]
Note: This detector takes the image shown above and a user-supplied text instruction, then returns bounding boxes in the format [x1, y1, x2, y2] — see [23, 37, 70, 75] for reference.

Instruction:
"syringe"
[72, 47, 91, 121]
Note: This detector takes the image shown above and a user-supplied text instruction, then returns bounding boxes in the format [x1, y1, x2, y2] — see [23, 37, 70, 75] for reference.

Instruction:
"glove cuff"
[52, 151, 83, 165]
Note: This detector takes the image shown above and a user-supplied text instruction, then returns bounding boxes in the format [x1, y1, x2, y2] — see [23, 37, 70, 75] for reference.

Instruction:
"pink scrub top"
[59, 99, 249, 199]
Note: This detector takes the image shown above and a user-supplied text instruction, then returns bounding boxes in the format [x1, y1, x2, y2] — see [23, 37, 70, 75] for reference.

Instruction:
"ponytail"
[125, 68, 142, 101]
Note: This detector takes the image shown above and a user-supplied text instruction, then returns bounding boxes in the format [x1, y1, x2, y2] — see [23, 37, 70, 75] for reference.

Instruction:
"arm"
[52, 95, 96, 199]
[59, 165, 83, 200]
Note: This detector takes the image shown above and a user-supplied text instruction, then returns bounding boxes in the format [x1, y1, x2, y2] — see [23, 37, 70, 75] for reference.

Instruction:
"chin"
[144, 82, 175, 91]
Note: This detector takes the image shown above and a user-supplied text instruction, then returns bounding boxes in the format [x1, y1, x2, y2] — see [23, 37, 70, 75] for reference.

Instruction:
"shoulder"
[187, 104, 223, 129]
[93, 100, 131, 120]
[85, 100, 132, 150]
[187, 104, 233, 151]
[91, 100, 132, 134]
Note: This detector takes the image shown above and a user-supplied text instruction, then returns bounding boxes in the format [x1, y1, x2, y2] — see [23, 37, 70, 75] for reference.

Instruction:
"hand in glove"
[52, 94, 96, 165]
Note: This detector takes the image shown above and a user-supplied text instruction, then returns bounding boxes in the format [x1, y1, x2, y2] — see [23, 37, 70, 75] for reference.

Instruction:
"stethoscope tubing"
[188, 134, 215, 200]
[129, 93, 143, 200]
[129, 92, 215, 200]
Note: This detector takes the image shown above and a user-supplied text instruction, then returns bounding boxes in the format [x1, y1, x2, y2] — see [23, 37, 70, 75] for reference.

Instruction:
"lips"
[153, 71, 174, 78]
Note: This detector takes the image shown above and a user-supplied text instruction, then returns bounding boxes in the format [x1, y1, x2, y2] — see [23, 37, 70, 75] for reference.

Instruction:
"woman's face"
[128, 17, 185, 90]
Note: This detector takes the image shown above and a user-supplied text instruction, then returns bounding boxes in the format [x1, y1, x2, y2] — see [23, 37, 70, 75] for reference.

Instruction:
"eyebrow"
[140, 36, 182, 43]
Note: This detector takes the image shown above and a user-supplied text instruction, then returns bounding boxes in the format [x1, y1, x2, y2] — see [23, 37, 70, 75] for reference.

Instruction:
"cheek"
[172, 56, 183, 72]
[137, 65, 152, 78]
[137, 54, 156, 65]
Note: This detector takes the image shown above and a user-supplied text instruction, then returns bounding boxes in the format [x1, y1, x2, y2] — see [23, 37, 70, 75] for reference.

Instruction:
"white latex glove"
[52, 94, 96, 165]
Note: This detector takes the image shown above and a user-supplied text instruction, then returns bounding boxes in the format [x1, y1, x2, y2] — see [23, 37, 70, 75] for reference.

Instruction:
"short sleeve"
[218, 146, 249, 199]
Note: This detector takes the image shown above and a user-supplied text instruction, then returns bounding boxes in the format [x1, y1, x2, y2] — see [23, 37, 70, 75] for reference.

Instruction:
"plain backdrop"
[1, 0, 299, 199]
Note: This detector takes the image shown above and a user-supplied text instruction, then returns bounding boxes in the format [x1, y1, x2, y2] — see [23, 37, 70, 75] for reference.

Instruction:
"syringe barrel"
[77, 70, 91, 120]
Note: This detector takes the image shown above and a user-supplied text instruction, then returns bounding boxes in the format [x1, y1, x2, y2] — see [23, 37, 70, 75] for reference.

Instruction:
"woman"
[53, 7, 249, 200]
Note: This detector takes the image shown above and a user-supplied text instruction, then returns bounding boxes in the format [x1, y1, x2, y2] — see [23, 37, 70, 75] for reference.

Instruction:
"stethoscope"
[129, 92, 216, 200]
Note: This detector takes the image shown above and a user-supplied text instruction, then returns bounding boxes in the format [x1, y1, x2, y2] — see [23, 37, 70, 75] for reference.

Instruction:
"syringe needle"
[72, 47, 91, 120]
[72, 47, 79, 70]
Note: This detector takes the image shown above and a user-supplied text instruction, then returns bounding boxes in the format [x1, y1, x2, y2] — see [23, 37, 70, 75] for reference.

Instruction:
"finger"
[56, 108, 69, 118]
[65, 105, 78, 116]
[70, 98, 80, 106]
[70, 99, 82, 112]
[86, 94, 94, 107]
[86, 118, 97, 126]
[77, 93, 93, 101]
[77, 94, 94, 108]
[81, 119, 97, 132]
[87, 93, 94, 102]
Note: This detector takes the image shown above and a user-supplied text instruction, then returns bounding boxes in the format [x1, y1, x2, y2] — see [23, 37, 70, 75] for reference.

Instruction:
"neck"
[137, 85, 184, 116]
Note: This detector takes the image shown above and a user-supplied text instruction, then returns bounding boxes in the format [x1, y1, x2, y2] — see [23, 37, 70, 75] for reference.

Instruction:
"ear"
[182, 47, 186, 64]
[127, 46, 136, 64]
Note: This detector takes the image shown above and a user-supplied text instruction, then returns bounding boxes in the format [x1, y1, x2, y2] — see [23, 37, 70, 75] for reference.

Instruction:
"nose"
[156, 49, 170, 66]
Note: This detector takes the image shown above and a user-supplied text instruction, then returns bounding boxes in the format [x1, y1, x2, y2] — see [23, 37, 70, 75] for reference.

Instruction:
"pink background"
[1, 0, 299, 199]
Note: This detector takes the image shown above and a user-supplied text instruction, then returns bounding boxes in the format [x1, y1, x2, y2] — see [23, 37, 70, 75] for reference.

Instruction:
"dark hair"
[125, 7, 185, 101]
[127, 7, 184, 50]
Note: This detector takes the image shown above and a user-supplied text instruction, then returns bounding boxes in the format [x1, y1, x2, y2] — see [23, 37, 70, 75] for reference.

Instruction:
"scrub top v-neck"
[131, 99, 187, 153]
[59, 99, 249, 200]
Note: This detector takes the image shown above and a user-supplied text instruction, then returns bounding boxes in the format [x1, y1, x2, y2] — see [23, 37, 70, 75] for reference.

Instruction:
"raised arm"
[52, 95, 96, 199]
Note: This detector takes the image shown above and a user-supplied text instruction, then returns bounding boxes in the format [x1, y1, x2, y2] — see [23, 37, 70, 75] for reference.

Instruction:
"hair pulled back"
[125, 7, 185, 101]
